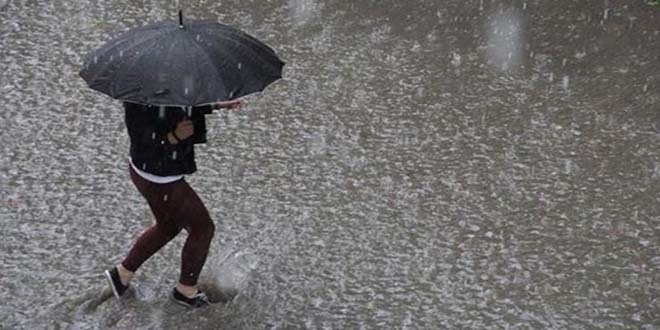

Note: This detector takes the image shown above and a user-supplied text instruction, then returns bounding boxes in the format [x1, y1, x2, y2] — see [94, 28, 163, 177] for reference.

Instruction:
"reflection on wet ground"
[1, 0, 659, 329]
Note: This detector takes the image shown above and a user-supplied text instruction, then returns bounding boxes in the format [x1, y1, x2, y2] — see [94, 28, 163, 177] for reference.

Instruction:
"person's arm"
[184, 100, 242, 144]
[190, 105, 210, 144]
[209, 100, 242, 112]
[197, 105, 214, 115]
[124, 102, 181, 147]
[166, 131, 182, 144]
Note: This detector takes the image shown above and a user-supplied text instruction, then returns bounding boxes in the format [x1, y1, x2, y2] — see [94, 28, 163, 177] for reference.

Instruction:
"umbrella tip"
[179, 10, 183, 29]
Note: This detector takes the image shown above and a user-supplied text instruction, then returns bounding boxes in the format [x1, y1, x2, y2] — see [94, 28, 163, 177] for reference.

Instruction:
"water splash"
[485, 8, 525, 71]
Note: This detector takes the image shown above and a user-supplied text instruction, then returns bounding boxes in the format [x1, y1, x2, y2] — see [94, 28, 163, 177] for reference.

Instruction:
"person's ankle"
[116, 264, 134, 286]
[175, 283, 199, 298]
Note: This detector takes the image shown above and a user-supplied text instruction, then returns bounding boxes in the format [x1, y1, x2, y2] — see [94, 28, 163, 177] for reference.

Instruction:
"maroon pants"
[121, 162, 215, 286]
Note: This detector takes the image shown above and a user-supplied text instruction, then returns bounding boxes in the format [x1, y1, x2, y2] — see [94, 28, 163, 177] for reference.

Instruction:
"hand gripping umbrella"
[79, 10, 285, 107]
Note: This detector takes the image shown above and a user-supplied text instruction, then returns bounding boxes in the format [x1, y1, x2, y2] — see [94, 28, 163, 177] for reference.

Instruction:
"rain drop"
[152, 132, 156, 139]
[229, 90, 234, 98]
[562, 75, 570, 91]
[94, 56, 98, 64]
[549, 72, 554, 82]
[563, 159, 574, 174]
[183, 75, 194, 98]
[142, 163, 146, 170]
[159, 106, 165, 118]
[163, 194, 168, 201]
[238, 62, 242, 70]
[172, 151, 177, 160]
[643, 84, 648, 92]
[187, 107, 192, 116]
[196, 34, 200, 41]
[451, 53, 461, 67]
[603, 8, 609, 20]
[109, 55, 113, 62]
[119, 50, 124, 58]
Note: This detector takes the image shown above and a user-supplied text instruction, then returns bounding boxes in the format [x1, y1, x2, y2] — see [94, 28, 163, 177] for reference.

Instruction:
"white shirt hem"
[129, 157, 184, 184]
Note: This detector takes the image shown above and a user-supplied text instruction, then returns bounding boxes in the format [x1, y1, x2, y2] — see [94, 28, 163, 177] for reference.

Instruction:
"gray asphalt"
[1, 0, 659, 329]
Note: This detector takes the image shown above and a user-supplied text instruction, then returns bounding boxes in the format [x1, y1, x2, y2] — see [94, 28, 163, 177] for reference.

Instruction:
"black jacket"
[124, 102, 213, 176]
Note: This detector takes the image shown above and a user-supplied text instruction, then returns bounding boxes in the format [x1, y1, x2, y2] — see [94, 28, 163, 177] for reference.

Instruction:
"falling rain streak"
[485, 8, 524, 71]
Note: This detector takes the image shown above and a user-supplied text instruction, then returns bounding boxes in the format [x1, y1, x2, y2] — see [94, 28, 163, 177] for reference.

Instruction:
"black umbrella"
[79, 10, 285, 107]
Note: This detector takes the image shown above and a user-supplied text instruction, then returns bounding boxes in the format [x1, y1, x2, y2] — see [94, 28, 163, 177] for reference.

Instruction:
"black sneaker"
[172, 288, 210, 308]
[104, 267, 129, 299]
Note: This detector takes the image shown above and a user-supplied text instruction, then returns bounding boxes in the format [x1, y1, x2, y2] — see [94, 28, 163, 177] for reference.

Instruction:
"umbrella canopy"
[79, 11, 285, 107]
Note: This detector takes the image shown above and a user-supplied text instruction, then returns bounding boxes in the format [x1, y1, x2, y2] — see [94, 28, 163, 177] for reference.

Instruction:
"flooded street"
[2, 0, 660, 329]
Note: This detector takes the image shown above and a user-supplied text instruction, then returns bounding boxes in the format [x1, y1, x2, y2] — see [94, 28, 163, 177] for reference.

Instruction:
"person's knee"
[159, 223, 181, 239]
[168, 228, 182, 240]
[190, 214, 214, 241]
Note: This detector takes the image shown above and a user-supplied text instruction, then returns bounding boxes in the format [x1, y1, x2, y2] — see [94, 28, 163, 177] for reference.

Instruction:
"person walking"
[104, 99, 241, 308]
[79, 11, 283, 308]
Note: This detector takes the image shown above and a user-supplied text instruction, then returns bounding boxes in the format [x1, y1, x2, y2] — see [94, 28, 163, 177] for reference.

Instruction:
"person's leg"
[169, 179, 215, 297]
[118, 163, 183, 285]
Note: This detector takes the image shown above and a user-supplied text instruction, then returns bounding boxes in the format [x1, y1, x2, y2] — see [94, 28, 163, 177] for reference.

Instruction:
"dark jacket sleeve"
[124, 102, 177, 150]
[198, 105, 213, 115]
[190, 105, 212, 144]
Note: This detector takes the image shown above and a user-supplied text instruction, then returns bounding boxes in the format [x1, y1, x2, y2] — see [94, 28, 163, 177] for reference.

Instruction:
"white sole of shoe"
[171, 294, 195, 307]
[171, 290, 209, 308]
[104, 270, 122, 300]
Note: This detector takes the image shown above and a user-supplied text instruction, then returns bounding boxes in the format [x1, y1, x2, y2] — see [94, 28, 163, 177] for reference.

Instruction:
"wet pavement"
[1, 0, 660, 329]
